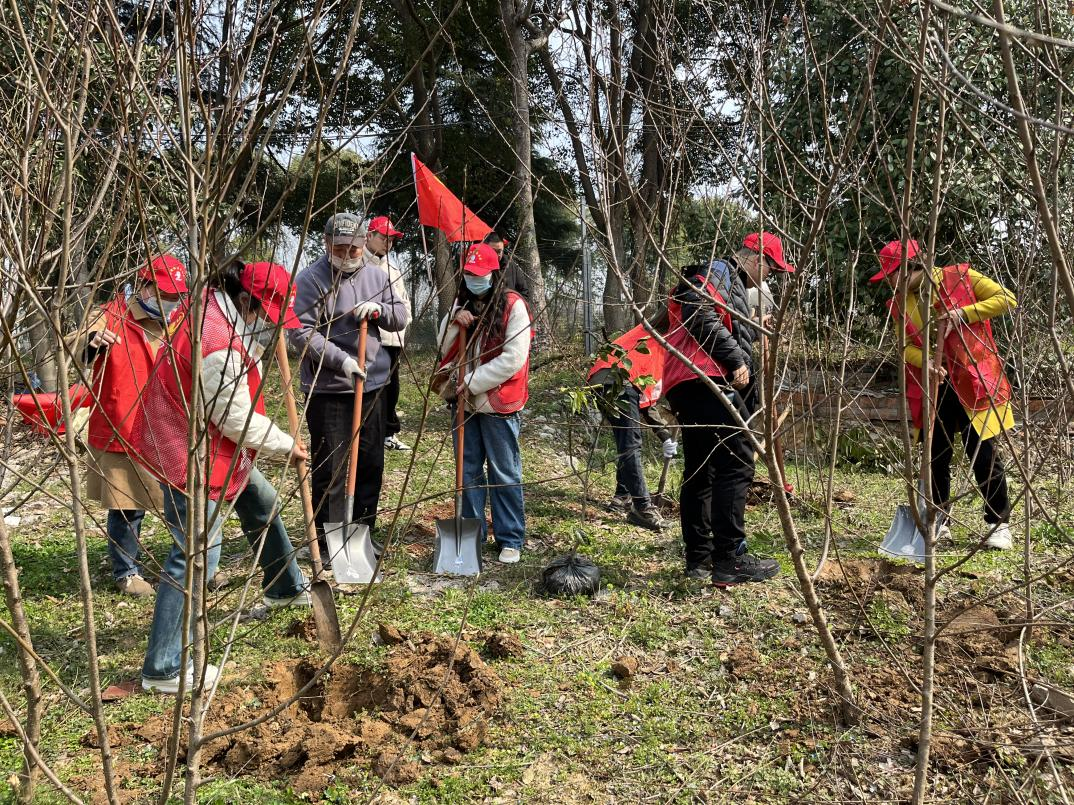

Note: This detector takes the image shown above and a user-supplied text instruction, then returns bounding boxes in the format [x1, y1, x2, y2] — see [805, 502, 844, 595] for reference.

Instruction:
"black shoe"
[684, 564, 710, 579]
[627, 504, 668, 532]
[607, 494, 631, 512]
[711, 553, 780, 586]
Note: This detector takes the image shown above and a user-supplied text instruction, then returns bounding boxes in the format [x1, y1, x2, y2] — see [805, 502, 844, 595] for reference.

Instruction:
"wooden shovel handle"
[273, 337, 322, 573]
[455, 326, 467, 495]
[346, 319, 369, 499]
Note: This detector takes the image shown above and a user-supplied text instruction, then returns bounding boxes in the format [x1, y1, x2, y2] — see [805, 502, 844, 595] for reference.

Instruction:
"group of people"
[75, 214, 533, 693]
[589, 232, 1018, 585]
[71, 214, 1018, 693]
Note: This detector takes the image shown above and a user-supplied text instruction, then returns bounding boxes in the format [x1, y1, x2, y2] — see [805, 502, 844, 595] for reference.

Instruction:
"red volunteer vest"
[440, 291, 532, 414]
[587, 323, 666, 409]
[891, 264, 1011, 430]
[134, 292, 266, 501]
[662, 278, 734, 394]
[86, 296, 163, 453]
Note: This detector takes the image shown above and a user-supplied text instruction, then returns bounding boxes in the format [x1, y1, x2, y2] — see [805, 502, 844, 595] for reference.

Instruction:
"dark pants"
[384, 345, 402, 437]
[603, 384, 650, 506]
[931, 383, 1011, 524]
[667, 379, 754, 565]
[306, 390, 386, 535]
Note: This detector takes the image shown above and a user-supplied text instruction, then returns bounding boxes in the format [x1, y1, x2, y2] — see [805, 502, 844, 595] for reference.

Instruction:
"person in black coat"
[661, 232, 795, 585]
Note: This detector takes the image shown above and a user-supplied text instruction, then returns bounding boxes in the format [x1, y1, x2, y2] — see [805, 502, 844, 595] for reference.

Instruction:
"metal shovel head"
[878, 504, 926, 563]
[432, 517, 483, 576]
[324, 521, 380, 584]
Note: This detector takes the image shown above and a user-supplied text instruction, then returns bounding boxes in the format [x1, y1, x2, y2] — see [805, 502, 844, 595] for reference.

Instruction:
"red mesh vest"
[86, 296, 163, 454]
[892, 264, 1011, 430]
[662, 278, 733, 394]
[134, 292, 266, 501]
[438, 292, 532, 414]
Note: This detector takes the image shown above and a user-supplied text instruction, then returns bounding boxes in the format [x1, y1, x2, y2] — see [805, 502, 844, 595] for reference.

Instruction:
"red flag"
[412, 154, 493, 243]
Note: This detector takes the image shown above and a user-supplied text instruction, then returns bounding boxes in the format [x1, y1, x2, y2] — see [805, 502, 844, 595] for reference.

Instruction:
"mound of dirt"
[113, 629, 503, 796]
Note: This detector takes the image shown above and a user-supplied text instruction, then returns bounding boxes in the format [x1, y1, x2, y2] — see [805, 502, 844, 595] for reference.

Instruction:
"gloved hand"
[354, 301, 381, 321]
[662, 438, 678, 459]
[341, 357, 366, 385]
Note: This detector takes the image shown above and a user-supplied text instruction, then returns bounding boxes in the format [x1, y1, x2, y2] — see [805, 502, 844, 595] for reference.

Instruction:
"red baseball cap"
[463, 243, 500, 277]
[368, 215, 403, 238]
[870, 239, 921, 282]
[743, 232, 794, 273]
[240, 262, 300, 328]
[139, 254, 188, 294]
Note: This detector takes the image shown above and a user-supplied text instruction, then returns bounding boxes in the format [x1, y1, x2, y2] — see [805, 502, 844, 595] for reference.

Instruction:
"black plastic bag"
[541, 553, 601, 597]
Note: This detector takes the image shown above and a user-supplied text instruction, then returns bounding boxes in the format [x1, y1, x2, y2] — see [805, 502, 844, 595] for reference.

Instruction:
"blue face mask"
[138, 297, 179, 321]
[464, 274, 493, 296]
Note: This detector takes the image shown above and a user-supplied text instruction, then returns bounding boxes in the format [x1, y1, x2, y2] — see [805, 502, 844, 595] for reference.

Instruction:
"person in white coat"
[365, 216, 413, 451]
[435, 244, 532, 563]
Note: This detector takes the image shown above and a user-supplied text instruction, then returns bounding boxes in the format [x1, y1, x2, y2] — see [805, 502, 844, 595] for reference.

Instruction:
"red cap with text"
[139, 254, 188, 293]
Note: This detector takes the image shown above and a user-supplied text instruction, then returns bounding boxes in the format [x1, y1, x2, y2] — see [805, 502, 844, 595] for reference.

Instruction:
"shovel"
[324, 319, 380, 584]
[274, 338, 342, 653]
[651, 453, 674, 513]
[433, 326, 483, 576]
[878, 321, 949, 563]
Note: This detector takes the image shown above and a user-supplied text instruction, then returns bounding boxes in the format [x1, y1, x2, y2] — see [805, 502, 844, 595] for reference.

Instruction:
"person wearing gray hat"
[289, 212, 409, 554]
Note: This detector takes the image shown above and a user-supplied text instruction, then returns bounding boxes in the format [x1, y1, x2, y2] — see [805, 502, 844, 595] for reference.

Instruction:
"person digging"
[871, 238, 1017, 550]
[587, 323, 676, 532]
[134, 261, 312, 694]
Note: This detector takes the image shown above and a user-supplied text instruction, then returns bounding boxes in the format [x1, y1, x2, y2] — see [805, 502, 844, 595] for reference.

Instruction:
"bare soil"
[105, 629, 503, 798]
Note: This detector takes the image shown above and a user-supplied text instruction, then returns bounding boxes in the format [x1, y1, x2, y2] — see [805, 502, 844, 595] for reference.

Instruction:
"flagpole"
[412, 153, 435, 287]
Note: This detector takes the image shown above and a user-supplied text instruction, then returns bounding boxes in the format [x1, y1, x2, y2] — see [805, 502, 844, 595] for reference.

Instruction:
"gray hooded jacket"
[290, 254, 408, 394]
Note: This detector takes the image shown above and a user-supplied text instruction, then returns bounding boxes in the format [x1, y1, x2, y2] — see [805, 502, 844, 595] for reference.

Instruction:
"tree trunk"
[601, 205, 631, 335]
[499, 0, 549, 345]
[28, 311, 57, 392]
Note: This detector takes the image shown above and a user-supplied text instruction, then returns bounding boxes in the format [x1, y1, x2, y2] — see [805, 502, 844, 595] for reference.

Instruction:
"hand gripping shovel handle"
[454, 327, 467, 552]
[274, 338, 322, 575]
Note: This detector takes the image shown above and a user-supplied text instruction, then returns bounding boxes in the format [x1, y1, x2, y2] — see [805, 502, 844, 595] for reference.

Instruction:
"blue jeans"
[456, 411, 525, 550]
[107, 509, 145, 580]
[142, 467, 307, 681]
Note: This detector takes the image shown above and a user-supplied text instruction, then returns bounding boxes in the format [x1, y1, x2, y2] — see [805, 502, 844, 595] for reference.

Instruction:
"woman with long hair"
[435, 244, 533, 564]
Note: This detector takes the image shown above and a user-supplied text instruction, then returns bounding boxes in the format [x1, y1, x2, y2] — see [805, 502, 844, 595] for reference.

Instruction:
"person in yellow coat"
[871, 239, 1017, 550]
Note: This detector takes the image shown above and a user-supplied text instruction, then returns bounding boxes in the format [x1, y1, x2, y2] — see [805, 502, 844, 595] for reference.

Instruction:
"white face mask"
[329, 253, 362, 273]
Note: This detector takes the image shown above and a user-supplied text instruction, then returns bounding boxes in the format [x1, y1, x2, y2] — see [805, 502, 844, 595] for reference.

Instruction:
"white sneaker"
[985, 523, 1012, 550]
[384, 435, 411, 451]
[263, 589, 313, 609]
[142, 663, 220, 695]
[498, 547, 521, 564]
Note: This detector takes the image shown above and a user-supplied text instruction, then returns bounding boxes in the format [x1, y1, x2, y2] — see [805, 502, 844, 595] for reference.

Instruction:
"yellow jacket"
[899, 266, 1017, 440]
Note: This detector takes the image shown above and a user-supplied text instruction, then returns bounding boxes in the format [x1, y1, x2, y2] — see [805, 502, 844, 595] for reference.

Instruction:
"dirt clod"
[611, 655, 639, 679]
[484, 629, 525, 659]
[378, 623, 405, 645]
[374, 750, 421, 785]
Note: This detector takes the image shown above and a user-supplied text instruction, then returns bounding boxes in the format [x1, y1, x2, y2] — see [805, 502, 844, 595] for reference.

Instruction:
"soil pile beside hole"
[113, 629, 503, 796]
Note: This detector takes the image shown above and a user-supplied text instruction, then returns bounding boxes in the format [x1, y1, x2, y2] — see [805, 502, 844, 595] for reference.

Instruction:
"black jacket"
[672, 262, 757, 374]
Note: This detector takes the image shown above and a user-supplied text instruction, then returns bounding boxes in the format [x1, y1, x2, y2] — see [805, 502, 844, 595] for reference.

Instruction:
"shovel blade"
[324, 521, 380, 584]
[432, 517, 483, 576]
[309, 579, 343, 654]
[878, 504, 926, 563]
